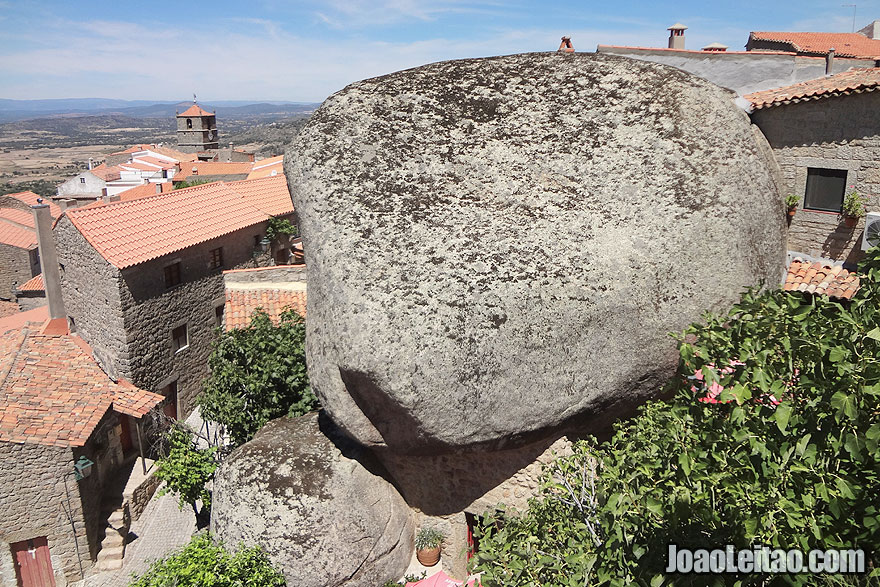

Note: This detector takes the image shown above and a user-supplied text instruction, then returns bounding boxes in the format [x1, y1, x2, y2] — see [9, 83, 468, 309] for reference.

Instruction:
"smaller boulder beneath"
[211, 412, 414, 587]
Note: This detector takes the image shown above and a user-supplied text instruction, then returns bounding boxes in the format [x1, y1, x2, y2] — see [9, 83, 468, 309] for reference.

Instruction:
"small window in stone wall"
[80, 177, 86, 183]
[215, 304, 224, 327]
[804, 168, 848, 212]
[187, 118, 193, 129]
[209, 247, 224, 270]
[172, 324, 188, 353]
[164, 262, 181, 288]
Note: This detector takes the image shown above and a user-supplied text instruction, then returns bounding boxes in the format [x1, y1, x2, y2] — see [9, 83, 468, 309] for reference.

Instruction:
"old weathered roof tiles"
[65, 175, 293, 269]
[223, 264, 307, 330]
[0, 326, 163, 447]
[749, 31, 880, 58]
[179, 104, 215, 117]
[17, 273, 44, 292]
[784, 258, 860, 300]
[746, 67, 880, 109]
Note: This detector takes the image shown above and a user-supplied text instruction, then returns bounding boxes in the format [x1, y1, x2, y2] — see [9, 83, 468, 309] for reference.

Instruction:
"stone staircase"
[95, 501, 130, 571]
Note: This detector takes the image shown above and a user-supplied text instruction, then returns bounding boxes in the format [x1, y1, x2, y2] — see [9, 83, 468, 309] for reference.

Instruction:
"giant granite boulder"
[286, 52, 786, 453]
[211, 413, 414, 587]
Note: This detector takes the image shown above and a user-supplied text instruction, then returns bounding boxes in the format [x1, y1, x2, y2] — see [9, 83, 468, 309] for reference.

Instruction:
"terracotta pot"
[844, 216, 858, 228]
[787, 209, 796, 218]
[417, 546, 441, 567]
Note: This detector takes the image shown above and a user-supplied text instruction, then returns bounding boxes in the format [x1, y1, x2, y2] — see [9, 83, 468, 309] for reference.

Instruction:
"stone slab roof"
[746, 67, 880, 109]
[783, 258, 860, 299]
[749, 31, 880, 58]
[0, 325, 163, 447]
[65, 177, 293, 269]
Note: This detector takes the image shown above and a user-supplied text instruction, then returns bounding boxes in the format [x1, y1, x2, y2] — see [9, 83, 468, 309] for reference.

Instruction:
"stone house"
[13, 273, 46, 311]
[222, 264, 307, 330]
[0, 192, 59, 300]
[55, 165, 122, 206]
[746, 67, 880, 266]
[55, 175, 297, 416]
[0, 319, 162, 587]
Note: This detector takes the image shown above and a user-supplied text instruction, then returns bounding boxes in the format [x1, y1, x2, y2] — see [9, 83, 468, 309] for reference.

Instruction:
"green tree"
[199, 308, 317, 447]
[472, 249, 880, 586]
[265, 216, 298, 242]
[155, 425, 217, 519]
[128, 533, 286, 587]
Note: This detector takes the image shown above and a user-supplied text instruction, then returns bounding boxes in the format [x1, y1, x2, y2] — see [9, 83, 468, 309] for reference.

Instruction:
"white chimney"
[668, 23, 688, 49]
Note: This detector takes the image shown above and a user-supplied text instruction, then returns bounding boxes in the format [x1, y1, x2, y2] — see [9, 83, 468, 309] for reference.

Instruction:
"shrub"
[128, 533, 285, 586]
[471, 250, 880, 586]
[155, 425, 217, 518]
[415, 527, 444, 550]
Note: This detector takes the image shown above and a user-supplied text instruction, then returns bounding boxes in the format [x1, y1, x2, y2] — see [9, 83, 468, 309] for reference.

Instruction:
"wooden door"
[162, 382, 178, 420]
[119, 414, 133, 453]
[11, 537, 56, 587]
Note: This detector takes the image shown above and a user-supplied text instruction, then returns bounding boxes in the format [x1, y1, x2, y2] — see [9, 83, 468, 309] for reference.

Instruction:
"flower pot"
[417, 546, 441, 567]
[787, 209, 796, 219]
[844, 216, 858, 228]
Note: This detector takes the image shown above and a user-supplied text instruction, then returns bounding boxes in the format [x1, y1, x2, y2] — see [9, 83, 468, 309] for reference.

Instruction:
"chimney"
[826, 48, 835, 75]
[57, 198, 77, 212]
[88, 157, 93, 170]
[31, 201, 66, 321]
[192, 166, 199, 176]
[155, 183, 163, 194]
[668, 23, 688, 49]
[102, 193, 120, 203]
[557, 36, 574, 53]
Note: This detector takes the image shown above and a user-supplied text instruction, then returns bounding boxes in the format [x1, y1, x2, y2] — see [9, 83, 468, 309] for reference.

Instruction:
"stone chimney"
[31, 201, 66, 321]
[557, 36, 574, 53]
[826, 48, 835, 75]
[668, 23, 687, 49]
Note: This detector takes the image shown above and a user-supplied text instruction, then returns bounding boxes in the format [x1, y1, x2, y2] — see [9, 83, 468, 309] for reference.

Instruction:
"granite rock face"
[211, 413, 414, 587]
[286, 52, 786, 453]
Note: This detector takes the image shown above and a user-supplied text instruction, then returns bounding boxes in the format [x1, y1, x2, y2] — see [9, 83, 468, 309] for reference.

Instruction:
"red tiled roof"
[783, 259, 860, 300]
[4, 191, 61, 218]
[0, 301, 20, 320]
[746, 67, 880, 109]
[173, 161, 254, 182]
[247, 156, 284, 180]
[89, 164, 123, 182]
[0, 221, 37, 249]
[227, 175, 294, 216]
[749, 31, 880, 58]
[115, 144, 198, 162]
[65, 180, 274, 269]
[0, 306, 48, 334]
[0, 207, 36, 229]
[17, 273, 44, 292]
[224, 274, 307, 331]
[179, 104, 214, 117]
[0, 326, 163, 446]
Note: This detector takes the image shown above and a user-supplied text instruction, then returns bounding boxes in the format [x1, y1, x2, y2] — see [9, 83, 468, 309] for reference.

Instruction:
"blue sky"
[1, 0, 878, 102]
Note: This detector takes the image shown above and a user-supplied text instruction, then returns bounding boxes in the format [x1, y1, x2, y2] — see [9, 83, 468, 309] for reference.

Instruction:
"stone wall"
[752, 91, 880, 265]
[596, 47, 876, 96]
[118, 224, 277, 414]
[55, 216, 129, 380]
[378, 434, 574, 579]
[15, 291, 46, 311]
[0, 442, 90, 586]
[0, 244, 36, 301]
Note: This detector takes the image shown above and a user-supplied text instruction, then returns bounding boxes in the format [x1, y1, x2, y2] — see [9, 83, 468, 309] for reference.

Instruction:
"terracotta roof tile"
[0, 220, 37, 249]
[0, 307, 48, 334]
[224, 267, 306, 331]
[784, 258, 860, 300]
[0, 326, 163, 447]
[89, 164, 123, 182]
[17, 273, 44, 292]
[3, 191, 61, 217]
[746, 67, 880, 109]
[173, 161, 254, 182]
[179, 104, 214, 117]
[0, 301, 19, 319]
[247, 156, 284, 180]
[65, 179, 281, 269]
[227, 175, 293, 216]
[749, 31, 880, 58]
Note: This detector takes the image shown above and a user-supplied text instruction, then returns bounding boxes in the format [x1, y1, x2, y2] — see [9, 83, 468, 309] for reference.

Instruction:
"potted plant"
[784, 193, 799, 219]
[840, 187, 868, 228]
[415, 527, 444, 567]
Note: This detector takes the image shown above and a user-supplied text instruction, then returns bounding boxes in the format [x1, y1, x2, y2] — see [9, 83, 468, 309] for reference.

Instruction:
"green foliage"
[785, 193, 800, 210]
[0, 179, 58, 198]
[155, 426, 217, 514]
[128, 533, 286, 587]
[842, 188, 869, 219]
[415, 527, 444, 550]
[173, 178, 213, 190]
[198, 308, 316, 447]
[471, 249, 880, 586]
[266, 216, 298, 241]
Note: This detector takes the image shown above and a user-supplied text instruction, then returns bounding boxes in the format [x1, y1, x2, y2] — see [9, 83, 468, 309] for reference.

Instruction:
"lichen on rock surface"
[286, 52, 786, 454]
[211, 413, 414, 587]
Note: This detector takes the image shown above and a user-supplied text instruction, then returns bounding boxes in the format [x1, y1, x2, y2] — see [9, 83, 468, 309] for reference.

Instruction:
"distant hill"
[0, 99, 319, 123]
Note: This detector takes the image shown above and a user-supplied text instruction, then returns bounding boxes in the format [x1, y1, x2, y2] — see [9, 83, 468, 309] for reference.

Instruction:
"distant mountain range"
[0, 99, 319, 123]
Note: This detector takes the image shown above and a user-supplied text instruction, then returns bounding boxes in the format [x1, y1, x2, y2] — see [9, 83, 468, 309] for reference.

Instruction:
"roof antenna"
[843, 4, 857, 32]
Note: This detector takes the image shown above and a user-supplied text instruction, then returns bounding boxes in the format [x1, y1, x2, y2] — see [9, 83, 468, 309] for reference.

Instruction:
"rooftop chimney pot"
[558, 36, 574, 53]
[668, 23, 688, 50]
[826, 48, 836, 75]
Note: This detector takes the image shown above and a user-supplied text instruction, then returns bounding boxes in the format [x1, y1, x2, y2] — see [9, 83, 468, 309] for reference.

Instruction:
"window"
[161, 381, 178, 419]
[253, 234, 262, 248]
[209, 247, 224, 270]
[172, 324, 188, 353]
[186, 118, 193, 129]
[80, 177, 86, 184]
[804, 168, 847, 212]
[164, 262, 181, 288]
[215, 304, 224, 327]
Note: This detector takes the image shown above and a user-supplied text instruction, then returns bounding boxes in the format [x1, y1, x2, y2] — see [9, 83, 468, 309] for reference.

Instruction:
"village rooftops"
[0, 191, 59, 249]
[745, 67, 880, 109]
[784, 258, 860, 300]
[171, 161, 254, 182]
[0, 323, 163, 447]
[88, 163, 123, 182]
[63, 174, 294, 269]
[223, 264, 307, 330]
[748, 31, 880, 58]
[16, 273, 44, 293]
[114, 143, 198, 162]
[247, 155, 284, 180]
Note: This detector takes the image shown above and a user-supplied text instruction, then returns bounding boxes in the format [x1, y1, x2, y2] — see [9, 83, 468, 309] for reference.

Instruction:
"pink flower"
[694, 369, 704, 381]
[708, 382, 724, 396]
